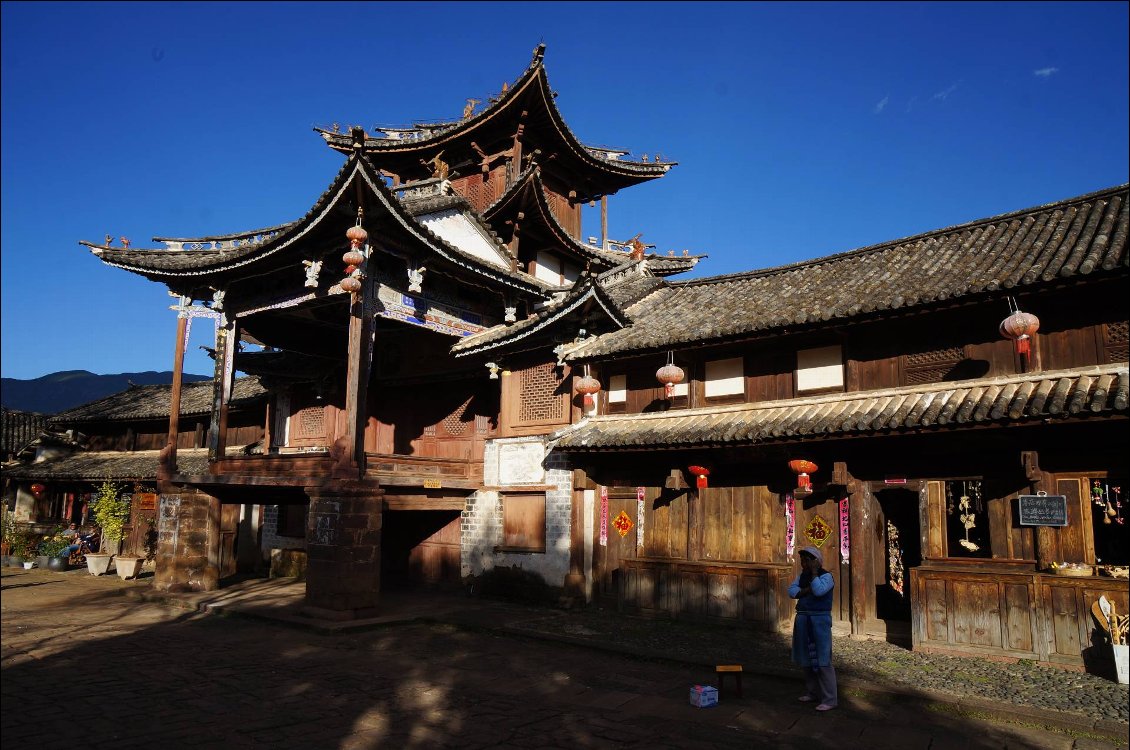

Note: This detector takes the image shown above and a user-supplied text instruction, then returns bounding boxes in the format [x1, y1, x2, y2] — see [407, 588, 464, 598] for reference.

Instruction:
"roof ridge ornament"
[532, 43, 546, 65]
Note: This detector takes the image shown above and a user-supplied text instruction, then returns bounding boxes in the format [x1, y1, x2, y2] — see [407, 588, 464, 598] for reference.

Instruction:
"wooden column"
[160, 309, 189, 483]
[1022, 451, 1056, 570]
[600, 195, 608, 251]
[208, 321, 236, 462]
[564, 469, 591, 599]
[838, 462, 869, 638]
[336, 286, 374, 478]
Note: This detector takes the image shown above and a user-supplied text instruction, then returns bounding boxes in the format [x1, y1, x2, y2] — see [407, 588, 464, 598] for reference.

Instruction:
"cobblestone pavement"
[2, 567, 1127, 750]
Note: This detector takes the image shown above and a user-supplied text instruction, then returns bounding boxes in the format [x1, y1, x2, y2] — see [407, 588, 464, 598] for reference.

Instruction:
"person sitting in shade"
[788, 545, 838, 712]
[60, 523, 82, 559]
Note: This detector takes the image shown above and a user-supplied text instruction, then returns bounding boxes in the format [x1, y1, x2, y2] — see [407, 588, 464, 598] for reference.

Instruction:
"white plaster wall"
[261, 504, 306, 560]
[13, 486, 36, 522]
[462, 436, 573, 587]
[418, 210, 510, 270]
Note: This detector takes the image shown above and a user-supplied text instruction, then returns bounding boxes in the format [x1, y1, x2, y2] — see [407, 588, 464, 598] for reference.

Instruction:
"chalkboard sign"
[1018, 495, 1068, 527]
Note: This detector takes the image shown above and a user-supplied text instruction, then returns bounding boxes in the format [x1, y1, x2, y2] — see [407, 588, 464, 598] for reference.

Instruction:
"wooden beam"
[160, 312, 189, 483]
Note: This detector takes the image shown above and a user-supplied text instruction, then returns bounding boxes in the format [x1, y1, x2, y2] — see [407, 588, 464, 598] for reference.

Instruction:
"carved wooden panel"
[289, 404, 327, 447]
[1104, 320, 1128, 363]
[513, 362, 568, 427]
[903, 346, 964, 385]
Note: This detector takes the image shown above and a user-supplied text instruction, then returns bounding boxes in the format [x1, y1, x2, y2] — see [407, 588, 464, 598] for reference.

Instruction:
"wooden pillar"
[600, 195, 608, 251]
[564, 469, 591, 599]
[160, 309, 189, 482]
[303, 484, 385, 619]
[837, 461, 868, 638]
[1022, 451, 1056, 570]
[335, 286, 374, 478]
[208, 321, 236, 461]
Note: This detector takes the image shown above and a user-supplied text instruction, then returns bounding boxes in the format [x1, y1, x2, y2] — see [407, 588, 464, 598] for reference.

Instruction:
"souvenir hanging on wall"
[839, 497, 850, 564]
[1094, 481, 1124, 525]
[888, 519, 905, 596]
[785, 494, 796, 557]
[957, 482, 980, 552]
[804, 514, 832, 549]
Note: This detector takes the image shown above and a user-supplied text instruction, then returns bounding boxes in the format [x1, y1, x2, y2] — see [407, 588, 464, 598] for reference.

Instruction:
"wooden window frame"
[795, 345, 845, 395]
[704, 356, 746, 404]
[499, 491, 547, 553]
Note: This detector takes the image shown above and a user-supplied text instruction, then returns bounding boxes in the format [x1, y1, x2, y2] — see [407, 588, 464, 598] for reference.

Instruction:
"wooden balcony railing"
[365, 453, 484, 489]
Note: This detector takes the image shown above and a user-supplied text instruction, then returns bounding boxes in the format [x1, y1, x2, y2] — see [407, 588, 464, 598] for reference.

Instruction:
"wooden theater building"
[81, 45, 1127, 669]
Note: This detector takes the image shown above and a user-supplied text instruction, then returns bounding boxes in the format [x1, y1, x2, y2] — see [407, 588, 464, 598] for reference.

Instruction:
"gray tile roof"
[1, 449, 209, 481]
[554, 363, 1128, 451]
[48, 377, 266, 424]
[570, 185, 1128, 359]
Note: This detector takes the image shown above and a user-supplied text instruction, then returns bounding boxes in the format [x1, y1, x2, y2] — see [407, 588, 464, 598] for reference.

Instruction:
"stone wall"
[462, 436, 573, 589]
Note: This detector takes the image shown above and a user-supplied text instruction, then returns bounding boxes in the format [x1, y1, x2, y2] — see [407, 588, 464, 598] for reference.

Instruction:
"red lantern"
[656, 362, 685, 399]
[340, 276, 362, 293]
[346, 224, 369, 248]
[30, 483, 46, 498]
[342, 249, 365, 267]
[788, 459, 818, 492]
[1000, 310, 1040, 355]
[688, 465, 710, 489]
[575, 374, 601, 410]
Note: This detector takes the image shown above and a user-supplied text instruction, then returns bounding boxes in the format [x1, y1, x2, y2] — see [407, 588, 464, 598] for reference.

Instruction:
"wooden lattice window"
[441, 403, 472, 437]
[903, 346, 964, 385]
[514, 362, 568, 427]
[289, 404, 327, 447]
[1104, 321, 1128, 364]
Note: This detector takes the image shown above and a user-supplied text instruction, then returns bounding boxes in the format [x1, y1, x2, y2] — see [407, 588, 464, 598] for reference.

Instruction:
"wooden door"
[594, 488, 641, 599]
[218, 504, 240, 578]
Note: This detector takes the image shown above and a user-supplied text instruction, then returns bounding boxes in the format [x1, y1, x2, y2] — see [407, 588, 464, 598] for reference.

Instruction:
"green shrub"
[92, 480, 130, 546]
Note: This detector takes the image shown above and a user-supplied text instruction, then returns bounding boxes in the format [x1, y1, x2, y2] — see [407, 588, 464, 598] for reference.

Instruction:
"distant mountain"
[0, 370, 211, 415]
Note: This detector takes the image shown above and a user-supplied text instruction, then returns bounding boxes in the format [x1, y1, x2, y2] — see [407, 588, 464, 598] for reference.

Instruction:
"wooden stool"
[715, 664, 743, 698]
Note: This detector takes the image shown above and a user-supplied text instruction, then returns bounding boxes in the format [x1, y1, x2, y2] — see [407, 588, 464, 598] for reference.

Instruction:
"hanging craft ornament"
[687, 465, 710, 489]
[957, 483, 980, 552]
[887, 519, 905, 596]
[788, 459, 818, 493]
[999, 297, 1040, 356]
[656, 352, 685, 399]
[30, 483, 46, 498]
[575, 366, 601, 411]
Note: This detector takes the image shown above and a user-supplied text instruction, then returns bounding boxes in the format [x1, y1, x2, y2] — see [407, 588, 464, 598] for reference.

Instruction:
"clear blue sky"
[2, 1, 1127, 380]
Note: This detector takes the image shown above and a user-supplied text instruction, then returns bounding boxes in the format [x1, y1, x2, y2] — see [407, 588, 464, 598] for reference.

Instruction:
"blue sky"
[2, 1, 1127, 380]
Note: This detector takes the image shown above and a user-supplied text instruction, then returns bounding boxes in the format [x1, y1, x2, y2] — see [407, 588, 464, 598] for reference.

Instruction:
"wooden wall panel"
[1003, 583, 1035, 653]
[925, 481, 945, 559]
[923, 577, 949, 642]
[952, 580, 1002, 647]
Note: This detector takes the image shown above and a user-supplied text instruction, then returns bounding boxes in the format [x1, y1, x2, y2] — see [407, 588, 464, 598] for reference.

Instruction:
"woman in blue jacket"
[788, 545, 838, 711]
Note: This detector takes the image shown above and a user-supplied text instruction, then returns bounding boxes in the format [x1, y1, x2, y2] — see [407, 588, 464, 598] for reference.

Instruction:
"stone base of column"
[304, 484, 384, 617]
[563, 572, 587, 600]
[154, 489, 220, 593]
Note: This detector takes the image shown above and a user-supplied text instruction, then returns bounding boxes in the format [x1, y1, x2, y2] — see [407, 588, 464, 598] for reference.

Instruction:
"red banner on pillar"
[839, 497, 851, 564]
[599, 487, 609, 547]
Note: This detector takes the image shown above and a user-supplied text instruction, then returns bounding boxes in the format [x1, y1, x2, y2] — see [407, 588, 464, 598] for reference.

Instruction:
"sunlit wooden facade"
[79, 45, 1128, 672]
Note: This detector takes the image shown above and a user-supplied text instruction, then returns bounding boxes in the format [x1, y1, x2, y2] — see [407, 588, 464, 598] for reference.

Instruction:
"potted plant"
[38, 528, 72, 571]
[87, 479, 128, 576]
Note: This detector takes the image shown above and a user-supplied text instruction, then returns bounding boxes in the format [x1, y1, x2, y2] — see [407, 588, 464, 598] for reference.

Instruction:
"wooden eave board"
[554, 363, 1129, 450]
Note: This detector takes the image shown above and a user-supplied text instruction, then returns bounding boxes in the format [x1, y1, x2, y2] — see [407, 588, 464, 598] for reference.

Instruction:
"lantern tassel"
[1016, 335, 1030, 355]
[697, 474, 708, 489]
[664, 383, 675, 398]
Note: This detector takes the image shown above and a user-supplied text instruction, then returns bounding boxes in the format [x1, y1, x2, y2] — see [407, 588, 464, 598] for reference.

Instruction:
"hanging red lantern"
[30, 482, 46, 498]
[575, 373, 602, 410]
[788, 459, 818, 492]
[656, 362, 685, 399]
[342, 249, 365, 267]
[340, 276, 362, 293]
[1000, 310, 1040, 355]
[346, 224, 369, 249]
[687, 465, 710, 489]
